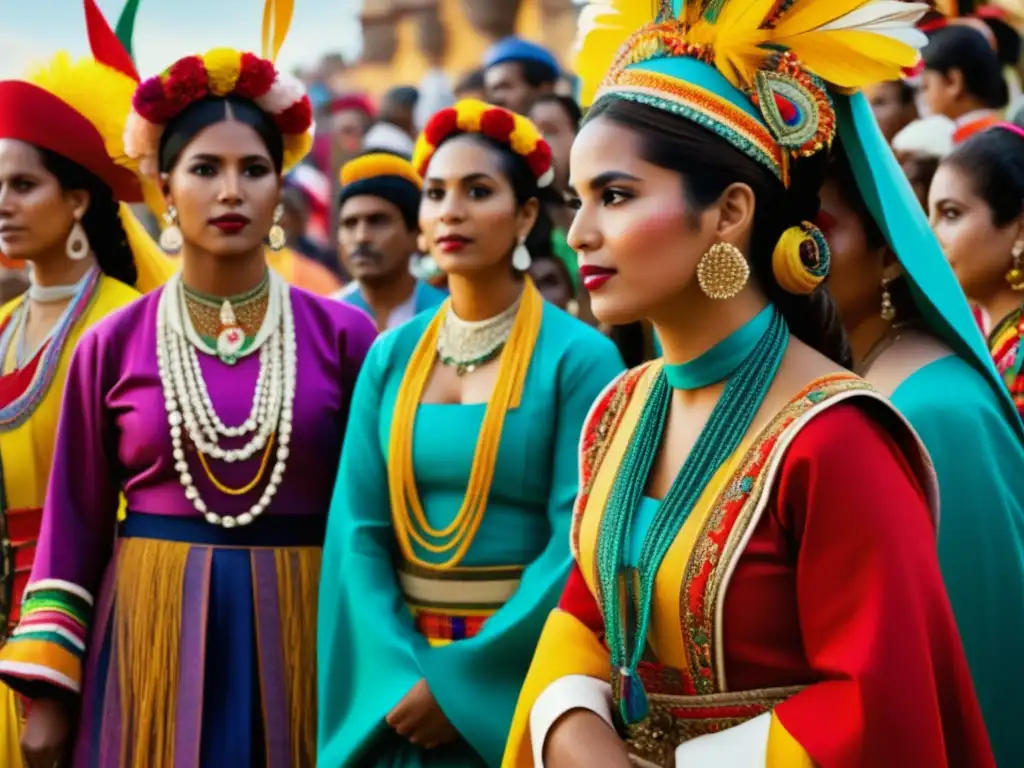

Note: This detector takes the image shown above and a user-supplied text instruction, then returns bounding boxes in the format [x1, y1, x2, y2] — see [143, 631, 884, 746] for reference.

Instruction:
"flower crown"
[124, 48, 314, 178]
[413, 99, 554, 188]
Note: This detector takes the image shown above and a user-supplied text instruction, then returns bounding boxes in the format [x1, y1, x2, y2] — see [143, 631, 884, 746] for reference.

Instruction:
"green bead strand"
[596, 307, 790, 726]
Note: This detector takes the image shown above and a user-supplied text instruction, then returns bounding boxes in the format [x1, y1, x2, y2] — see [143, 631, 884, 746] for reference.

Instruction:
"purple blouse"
[30, 286, 377, 591]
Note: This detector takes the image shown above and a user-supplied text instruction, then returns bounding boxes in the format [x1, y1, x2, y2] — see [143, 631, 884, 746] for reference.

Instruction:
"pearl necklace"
[436, 296, 521, 376]
[156, 271, 297, 528]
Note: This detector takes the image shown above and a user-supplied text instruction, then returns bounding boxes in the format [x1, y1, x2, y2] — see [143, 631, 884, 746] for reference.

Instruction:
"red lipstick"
[209, 213, 251, 234]
[436, 235, 472, 254]
[579, 264, 617, 292]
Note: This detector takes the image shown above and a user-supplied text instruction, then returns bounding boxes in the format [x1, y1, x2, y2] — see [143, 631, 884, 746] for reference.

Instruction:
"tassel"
[618, 667, 650, 725]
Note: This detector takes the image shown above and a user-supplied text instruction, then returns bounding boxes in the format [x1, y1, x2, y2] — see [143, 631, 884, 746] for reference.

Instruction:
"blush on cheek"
[612, 206, 689, 262]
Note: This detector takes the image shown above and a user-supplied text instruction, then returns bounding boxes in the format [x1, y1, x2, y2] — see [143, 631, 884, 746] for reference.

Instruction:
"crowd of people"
[0, 0, 1022, 766]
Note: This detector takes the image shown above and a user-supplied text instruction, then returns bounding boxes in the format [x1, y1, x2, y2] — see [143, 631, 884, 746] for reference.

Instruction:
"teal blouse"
[317, 302, 624, 767]
[891, 355, 1024, 768]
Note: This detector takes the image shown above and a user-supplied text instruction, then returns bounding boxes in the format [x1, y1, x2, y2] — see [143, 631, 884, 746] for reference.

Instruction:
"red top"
[559, 403, 994, 767]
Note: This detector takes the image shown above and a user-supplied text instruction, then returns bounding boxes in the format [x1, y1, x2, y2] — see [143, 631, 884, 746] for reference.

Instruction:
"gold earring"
[880, 278, 896, 322]
[697, 242, 749, 300]
[1006, 241, 1024, 291]
[268, 204, 286, 251]
[159, 206, 183, 253]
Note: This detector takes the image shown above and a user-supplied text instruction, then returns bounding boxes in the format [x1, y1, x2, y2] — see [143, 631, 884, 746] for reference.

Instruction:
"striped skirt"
[73, 513, 322, 768]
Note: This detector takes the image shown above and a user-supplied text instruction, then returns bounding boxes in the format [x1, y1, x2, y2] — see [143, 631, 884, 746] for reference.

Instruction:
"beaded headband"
[576, 0, 930, 187]
[123, 48, 314, 179]
[413, 99, 555, 188]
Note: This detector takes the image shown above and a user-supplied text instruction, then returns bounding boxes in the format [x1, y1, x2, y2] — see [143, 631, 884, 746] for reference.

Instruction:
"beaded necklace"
[388, 279, 543, 569]
[181, 271, 271, 365]
[0, 267, 100, 431]
[596, 305, 788, 726]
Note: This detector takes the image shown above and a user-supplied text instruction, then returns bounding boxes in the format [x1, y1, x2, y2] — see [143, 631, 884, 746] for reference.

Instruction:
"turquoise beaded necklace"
[596, 305, 788, 726]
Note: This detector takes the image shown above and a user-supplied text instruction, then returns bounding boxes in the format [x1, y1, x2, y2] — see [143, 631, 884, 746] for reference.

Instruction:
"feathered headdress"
[575, 0, 930, 185]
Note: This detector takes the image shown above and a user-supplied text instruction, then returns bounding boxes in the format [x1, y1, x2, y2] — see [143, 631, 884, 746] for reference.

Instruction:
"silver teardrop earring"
[269, 204, 286, 251]
[65, 217, 89, 261]
[160, 206, 183, 253]
[512, 239, 532, 271]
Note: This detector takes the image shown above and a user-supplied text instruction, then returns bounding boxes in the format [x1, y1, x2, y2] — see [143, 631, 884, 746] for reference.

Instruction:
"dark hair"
[945, 126, 1024, 227]
[518, 59, 559, 88]
[828, 141, 917, 320]
[454, 69, 485, 96]
[587, 98, 851, 367]
[159, 96, 285, 174]
[896, 80, 916, 106]
[383, 85, 419, 111]
[532, 94, 583, 131]
[610, 322, 657, 368]
[923, 26, 1009, 110]
[828, 142, 885, 249]
[37, 147, 137, 287]
[980, 16, 1022, 68]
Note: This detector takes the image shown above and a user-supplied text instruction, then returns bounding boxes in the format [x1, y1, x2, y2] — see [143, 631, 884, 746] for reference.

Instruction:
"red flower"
[526, 141, 553, 180]
[480, 109, 516, 143]
[424, 108, 459, 146]
[163, 56, 209, 113]
[275, 97, 313, 135]
[133, 76, 176, 123]
[235, 53, 277, 100]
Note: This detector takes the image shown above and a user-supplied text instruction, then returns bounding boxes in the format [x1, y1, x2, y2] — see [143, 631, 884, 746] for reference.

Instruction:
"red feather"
[83, 0, 139, 82]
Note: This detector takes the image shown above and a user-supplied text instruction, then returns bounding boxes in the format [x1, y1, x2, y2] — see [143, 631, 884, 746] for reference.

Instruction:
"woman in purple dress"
[0, 47, 377, 768]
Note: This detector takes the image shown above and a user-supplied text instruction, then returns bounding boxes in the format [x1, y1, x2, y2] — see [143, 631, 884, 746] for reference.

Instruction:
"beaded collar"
[0, 266, 100, 431]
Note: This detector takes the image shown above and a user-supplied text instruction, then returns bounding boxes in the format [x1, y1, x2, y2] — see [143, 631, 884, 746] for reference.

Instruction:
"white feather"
[818, 1, 929, 33]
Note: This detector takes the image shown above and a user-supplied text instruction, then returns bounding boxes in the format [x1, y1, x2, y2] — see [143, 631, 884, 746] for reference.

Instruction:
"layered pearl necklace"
[156, 270, 297, 528]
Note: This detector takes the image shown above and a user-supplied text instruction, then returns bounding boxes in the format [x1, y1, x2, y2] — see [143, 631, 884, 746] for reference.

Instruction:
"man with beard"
[333, 153, 446, 330]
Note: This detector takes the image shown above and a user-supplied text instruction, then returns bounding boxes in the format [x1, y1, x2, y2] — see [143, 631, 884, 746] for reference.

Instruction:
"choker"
[664, 305, 774, 390]
[27, 267, 96, 304]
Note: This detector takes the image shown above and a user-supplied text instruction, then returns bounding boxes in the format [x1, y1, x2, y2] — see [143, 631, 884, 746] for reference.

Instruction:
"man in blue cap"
[482, 37, 560, 116]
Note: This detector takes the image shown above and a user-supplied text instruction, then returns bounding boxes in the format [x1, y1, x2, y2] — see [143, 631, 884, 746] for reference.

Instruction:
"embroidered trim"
[680, 374, 868, 695]
[598, 71, 782, 181]
[626, 684, 804, 764]
[0, 268, 100, 431]
[0, 578, 94, 693]
[413, 609, 489, 641]
[572, 364, 651, 557]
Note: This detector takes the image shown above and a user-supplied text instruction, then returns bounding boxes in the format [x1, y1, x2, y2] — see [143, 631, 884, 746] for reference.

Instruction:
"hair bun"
[772, 221, 831, 295]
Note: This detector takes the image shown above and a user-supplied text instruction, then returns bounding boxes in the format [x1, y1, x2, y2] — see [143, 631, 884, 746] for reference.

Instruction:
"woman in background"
[922, 24, 1009, 144]
[822, 113, 1024, 765]
[504, 0, 992, 764]
[0, 20, 172, 765]
[0, 37, 376, 767]
[318, 100, 623, 767]
[930, 123, 1024, 419]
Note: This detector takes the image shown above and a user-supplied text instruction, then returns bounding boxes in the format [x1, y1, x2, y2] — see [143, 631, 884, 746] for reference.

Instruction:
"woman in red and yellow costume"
[503, 0, 995, 766]
[0, 4, 172, 765]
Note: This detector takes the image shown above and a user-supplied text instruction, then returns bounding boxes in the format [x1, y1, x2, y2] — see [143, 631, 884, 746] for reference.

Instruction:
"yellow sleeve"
[501, 608, 611, 768]
[768, 711, 815, 767]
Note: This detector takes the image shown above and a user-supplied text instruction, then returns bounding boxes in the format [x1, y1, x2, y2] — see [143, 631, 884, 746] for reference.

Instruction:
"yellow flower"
[510, 120, 541, 156]
[203, 48, 242, 96]
[455, 101, 486, 133]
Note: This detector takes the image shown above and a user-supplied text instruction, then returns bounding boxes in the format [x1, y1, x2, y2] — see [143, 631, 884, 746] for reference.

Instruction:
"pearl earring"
[160, 206, 183, 252]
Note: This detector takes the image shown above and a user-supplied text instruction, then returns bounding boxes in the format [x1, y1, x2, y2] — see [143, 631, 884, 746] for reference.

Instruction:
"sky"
[0, 0, 361, 79]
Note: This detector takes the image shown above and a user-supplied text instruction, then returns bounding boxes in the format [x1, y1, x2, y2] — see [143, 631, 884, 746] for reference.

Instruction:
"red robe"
[504, 366, 993, 767]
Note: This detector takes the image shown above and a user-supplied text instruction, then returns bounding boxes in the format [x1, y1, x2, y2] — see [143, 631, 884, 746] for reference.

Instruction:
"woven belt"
[396, 561, 523, 612]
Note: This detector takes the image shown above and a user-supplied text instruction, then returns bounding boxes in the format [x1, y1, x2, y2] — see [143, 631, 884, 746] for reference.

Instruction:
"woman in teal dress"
[317, 99, 624, 767]
[821, 92, 1024, 767]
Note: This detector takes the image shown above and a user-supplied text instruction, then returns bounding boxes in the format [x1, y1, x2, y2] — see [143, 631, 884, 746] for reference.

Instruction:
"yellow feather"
[574, 0, 660, 107]
[25, 53, 138, 175]
[780, 31, 921, 87]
